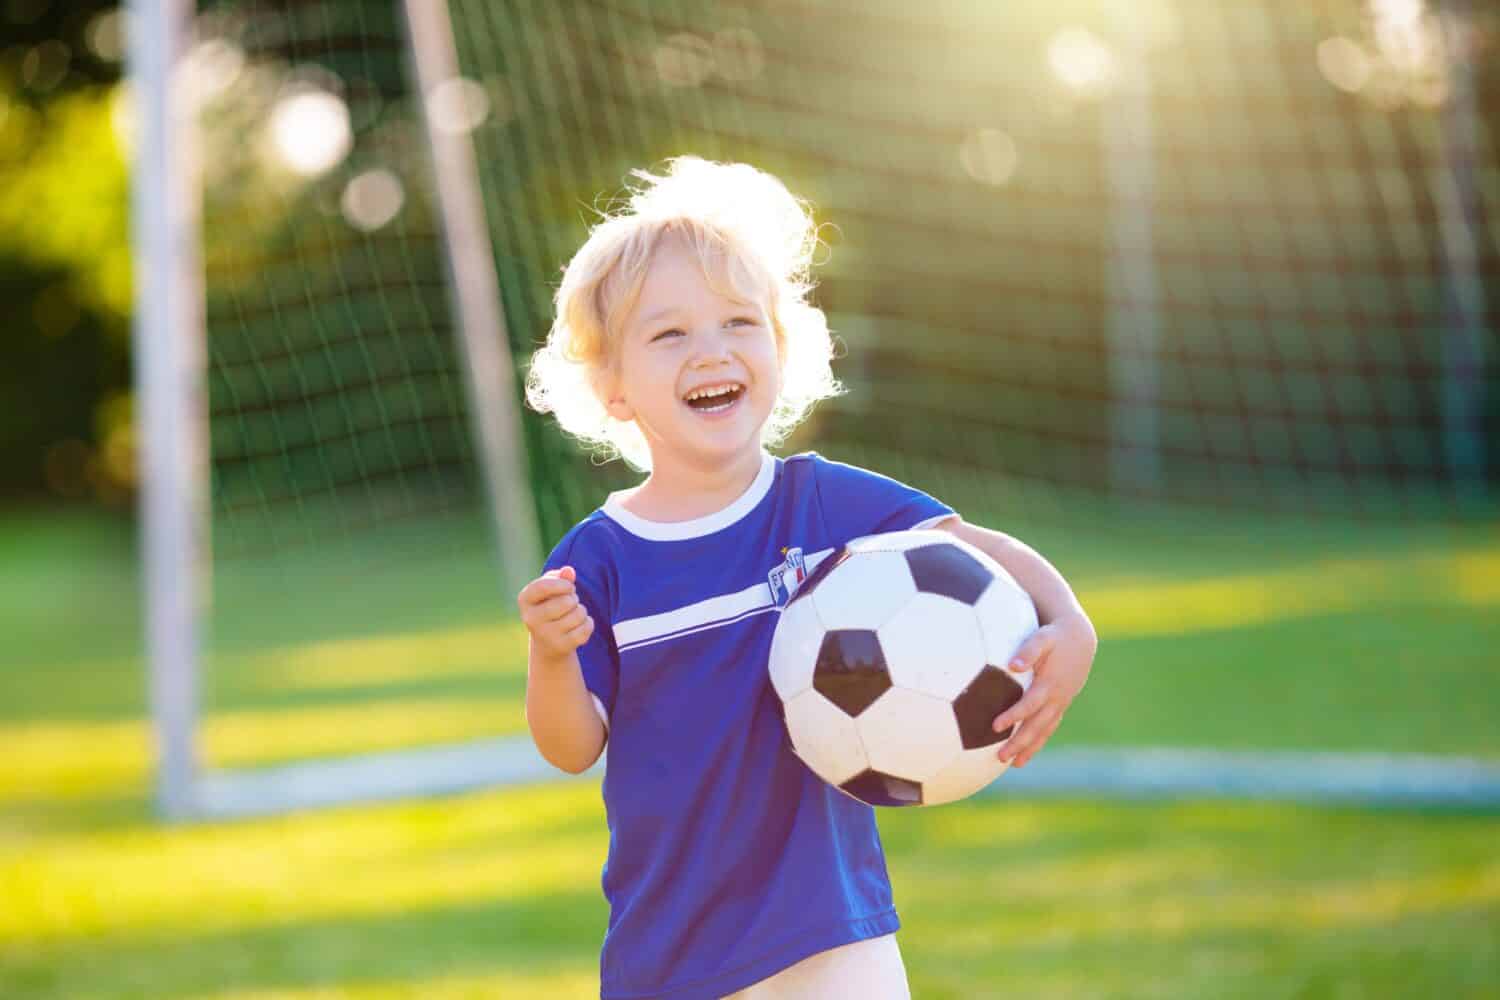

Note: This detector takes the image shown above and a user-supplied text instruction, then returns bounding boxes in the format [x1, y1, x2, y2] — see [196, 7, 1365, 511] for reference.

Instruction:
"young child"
[518, 157, 1098, 1000]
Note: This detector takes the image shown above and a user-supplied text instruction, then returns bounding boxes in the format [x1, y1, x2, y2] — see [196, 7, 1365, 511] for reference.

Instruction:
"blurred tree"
[0, 0, 127, 502]
[0, 0, 120, 95]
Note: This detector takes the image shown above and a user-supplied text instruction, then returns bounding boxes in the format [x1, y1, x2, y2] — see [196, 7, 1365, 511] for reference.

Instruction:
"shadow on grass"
[905, 903, 1500, 1000]
[4, 785, 611, 999]
[7, 792, 1500, 999]
[883, 797, 1500, 998]
[2, 889, 605, 1000]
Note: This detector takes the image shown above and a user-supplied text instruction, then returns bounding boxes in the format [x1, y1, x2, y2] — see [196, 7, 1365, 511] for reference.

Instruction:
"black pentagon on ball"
[813, 629, 891, 716]
[785, 545, 851, 608]
[953, 664, 1026, 748]
[841, 769, 923, 807]
[905, 543, 993, 605]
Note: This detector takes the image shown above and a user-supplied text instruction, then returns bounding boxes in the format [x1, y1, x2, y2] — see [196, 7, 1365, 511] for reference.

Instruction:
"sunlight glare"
[269, 90, 351, 176]
[1048, 28, 1116, 98]
[1371, 0, 1424, 30]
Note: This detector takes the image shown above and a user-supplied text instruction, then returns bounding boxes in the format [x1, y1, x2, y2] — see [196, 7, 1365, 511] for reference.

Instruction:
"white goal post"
[130, 0, 541, 821]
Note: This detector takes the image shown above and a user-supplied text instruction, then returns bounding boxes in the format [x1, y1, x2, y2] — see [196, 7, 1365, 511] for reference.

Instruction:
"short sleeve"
[808, 452, 957, 540]
[542, 532, 619, 732]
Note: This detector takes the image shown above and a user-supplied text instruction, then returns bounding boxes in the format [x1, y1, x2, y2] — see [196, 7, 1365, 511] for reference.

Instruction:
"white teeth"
[684, 383, 742, 402]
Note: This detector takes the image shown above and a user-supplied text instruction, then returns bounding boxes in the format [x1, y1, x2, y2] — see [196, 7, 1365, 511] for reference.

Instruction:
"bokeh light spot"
[269, 90, 351, 176]
[428, 76, 490, 135]
[1372, 0, 1424, 31]
[21, 40, 70, 92]
[185, 39, 246, 103]
[342, 168, 405, 233]
[959, 128, 1019, 187]
[1317, 37, 1372, 94]
[655, 33, 714, 88]
[85, 9, 124, 63]
[1048, 27, 1115, 98]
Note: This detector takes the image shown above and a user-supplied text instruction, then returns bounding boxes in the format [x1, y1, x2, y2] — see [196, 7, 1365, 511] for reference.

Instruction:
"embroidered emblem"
[767, 546, 807, 608]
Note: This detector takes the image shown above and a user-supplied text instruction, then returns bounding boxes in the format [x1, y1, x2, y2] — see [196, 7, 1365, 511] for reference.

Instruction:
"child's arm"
[936, 517, 1089, 628]
[936, 517, 1098, 768]
[518, 567, 607, 774]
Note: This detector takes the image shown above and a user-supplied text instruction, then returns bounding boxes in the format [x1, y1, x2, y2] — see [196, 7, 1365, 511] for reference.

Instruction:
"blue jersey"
[542, 450, 955, 1000]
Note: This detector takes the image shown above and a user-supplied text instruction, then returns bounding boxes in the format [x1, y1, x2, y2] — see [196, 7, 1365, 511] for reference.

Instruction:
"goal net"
[136, 0, 1496, 818]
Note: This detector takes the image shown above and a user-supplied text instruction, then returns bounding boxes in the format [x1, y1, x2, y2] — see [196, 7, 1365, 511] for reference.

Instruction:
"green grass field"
[4, 501, 1499, 998]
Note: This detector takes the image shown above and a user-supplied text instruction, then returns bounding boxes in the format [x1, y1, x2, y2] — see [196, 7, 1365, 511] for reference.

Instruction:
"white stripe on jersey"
[609, 513, 951, 653]
[613, 547, 836, 652]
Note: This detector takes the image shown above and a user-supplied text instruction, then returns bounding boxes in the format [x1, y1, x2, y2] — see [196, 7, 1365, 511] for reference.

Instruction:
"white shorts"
[721, 934, 910, 1000]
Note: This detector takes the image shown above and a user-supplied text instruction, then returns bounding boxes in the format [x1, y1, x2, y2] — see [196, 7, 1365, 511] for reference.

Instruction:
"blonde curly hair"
[524, 156, 844, 472]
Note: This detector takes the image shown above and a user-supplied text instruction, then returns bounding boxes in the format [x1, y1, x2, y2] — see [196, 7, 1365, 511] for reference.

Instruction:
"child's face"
[602, 235, 781, 473]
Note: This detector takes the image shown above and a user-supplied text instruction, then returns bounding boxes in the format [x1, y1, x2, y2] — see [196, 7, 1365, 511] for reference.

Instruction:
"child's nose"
[691, 352, 730, 369]
[689, 335, 733, 369]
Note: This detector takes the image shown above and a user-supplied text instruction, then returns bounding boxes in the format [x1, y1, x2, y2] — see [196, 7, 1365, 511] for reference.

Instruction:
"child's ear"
[593, 366, 635, 422]
[605, 392, 635, 422]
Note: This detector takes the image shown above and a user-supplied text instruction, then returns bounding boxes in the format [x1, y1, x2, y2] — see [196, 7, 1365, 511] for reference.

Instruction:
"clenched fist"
[518, 565, 594, 661]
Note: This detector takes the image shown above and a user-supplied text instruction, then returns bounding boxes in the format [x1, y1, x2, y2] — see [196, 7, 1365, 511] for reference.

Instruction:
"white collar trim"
[602, 451, 776, 541]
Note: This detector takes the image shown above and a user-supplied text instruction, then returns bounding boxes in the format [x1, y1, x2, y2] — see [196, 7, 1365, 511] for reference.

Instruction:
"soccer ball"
[768, 529, 1038, 807]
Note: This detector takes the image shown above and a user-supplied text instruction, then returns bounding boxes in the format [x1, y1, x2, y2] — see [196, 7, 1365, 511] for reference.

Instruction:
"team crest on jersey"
[767, 546, 807, 608]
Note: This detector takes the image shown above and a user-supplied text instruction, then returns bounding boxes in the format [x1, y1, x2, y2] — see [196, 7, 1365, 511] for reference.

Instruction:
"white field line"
[190, 739, 1500, 821]
[984, 747, 1500, 807]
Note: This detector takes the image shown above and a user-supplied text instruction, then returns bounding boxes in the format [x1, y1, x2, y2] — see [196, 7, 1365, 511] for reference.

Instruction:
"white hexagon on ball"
[973, 568, 1039, 670]
[856, 686, 962, 783]
[876, 593, 988, 701]
[783, 688, 868, 786]
[811, 550, 916, 631]
[767, 597, 823, 701]
[922, 743, 1012, 806]
[847, 529, 951, 555]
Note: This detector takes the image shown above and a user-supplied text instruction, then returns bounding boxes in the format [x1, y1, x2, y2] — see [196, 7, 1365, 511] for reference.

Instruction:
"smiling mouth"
[683, 383, 745, 413]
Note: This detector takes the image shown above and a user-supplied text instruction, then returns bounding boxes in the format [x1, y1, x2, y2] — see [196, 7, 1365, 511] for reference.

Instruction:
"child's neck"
[621, 447, 765, 523]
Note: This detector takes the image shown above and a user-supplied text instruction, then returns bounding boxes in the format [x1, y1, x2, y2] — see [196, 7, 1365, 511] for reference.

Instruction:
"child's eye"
[651, 328, 684, 342]
[729, 317, 758, 328]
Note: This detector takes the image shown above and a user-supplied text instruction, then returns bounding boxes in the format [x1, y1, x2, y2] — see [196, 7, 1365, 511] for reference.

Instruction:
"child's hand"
[518, 566, 594, 661]
[991, 611, 1098, 768]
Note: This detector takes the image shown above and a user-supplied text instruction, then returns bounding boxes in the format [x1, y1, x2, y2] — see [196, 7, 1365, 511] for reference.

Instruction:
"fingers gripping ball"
[767, 530, 1038, 807]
